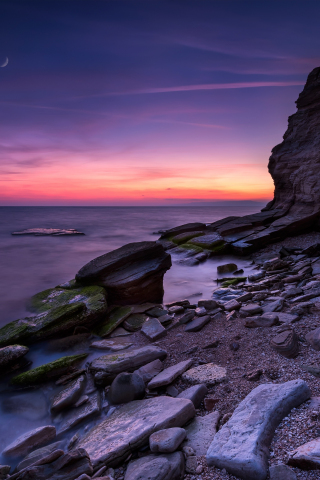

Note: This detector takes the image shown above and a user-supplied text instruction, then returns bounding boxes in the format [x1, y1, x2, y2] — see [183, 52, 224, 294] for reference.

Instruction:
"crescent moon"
[1, 57, 8, 67]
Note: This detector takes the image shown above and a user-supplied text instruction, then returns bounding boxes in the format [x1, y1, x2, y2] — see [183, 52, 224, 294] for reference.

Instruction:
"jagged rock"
[94, 306, 133, 337]
[58, 392, 101, 434]
[78, 396, 195, 468]
[269, 464, 297, 480]
[11, 354, 87, 386]
[1, 390, 48, 421]
[2, 425, 56, 458]
[124, 452, 185, 480]
[89, 346, 167, 382]
[206, 379, 311, 480]
[184, 410, 220, 456]
[51, 375, 86, 413]
[182, 363, 227, 386]
[0, 344, 29, 370]
[270, 328, 299, 358]
[177, 384, 208, 408]
[184, 315, 210, 332]
[288, 437, 320, 469]
[108, 372, 145, 404]
[16, 441, 64, 471]
[76, 242, 171, 305]
[149, 428, 186, 453]
[141, 317, 167, 341]
[148, 359, 193, 389]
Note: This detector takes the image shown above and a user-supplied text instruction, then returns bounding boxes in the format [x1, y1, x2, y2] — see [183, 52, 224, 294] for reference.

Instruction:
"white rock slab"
[288, 437, 320, 469]
[78, 396, 195, 468]
[206, 379, 311, 480]
[148, 359, 193, 389]
[2, 425, 56, 458]
[184, 410, 220, 456]
[182, 363, 227, 386]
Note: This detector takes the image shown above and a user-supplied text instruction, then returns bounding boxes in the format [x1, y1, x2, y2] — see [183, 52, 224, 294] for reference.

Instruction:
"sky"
[0, 0, 319, 206]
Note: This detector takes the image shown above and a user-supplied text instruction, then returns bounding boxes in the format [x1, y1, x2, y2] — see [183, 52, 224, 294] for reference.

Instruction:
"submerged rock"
[51, 374, 86, 413]
[11, 228, 85, 236]
[78, 396, 195, 468]
[206, 379, 310, 480]
[11, 354, 87, 386]
[2, 425, 56, 458]
[76, 241, 171, 305]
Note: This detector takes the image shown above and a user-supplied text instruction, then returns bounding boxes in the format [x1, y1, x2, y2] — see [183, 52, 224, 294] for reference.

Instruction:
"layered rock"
[76, 241, 171, 304]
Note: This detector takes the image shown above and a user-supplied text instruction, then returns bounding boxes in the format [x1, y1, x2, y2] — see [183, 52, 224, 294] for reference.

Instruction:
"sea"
[0, 206, 263, 326]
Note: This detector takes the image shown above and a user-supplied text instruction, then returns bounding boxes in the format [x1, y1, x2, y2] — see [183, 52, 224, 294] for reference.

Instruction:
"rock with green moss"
[0, 286, 107, 347]
[188, 233, 223, 249]
[179, 244, 203, 254]
[11, 354, 87, 386]
[94, 306, 133, 337]
[123, 313, 148, 332]
[171, 231, 205, 245]
[221, 277, 247, 287]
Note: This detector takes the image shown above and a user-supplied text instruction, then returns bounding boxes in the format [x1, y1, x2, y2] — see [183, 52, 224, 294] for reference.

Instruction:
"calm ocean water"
[0, 206, 262, 326]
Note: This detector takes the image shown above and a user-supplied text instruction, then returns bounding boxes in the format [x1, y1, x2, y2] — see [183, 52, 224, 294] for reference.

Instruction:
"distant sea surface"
[0, 206, 262, 326]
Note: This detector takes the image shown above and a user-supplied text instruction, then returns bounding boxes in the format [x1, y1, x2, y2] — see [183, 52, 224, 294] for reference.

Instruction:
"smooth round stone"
[109, 372, 145, 404]
[149, 427, 186, 453]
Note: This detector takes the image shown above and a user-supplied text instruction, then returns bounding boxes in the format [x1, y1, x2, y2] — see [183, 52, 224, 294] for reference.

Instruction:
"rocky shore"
[2, 67, 320, 480]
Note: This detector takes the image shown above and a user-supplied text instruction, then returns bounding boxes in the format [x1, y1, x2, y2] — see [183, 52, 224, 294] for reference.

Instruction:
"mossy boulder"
[0, 285, 107, 347]
[123, 313, 148, 332]
[94, 306, 133, 337]
[188, 233, 224, 249]
[11, 353, 87, 386]
[171, 231, 205, 245]
[179, 243, 204, 254]
[221, 277, 247, 287]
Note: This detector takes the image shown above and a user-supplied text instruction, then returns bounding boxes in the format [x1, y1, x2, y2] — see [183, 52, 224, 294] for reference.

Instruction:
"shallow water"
[0, 205, 261, 461]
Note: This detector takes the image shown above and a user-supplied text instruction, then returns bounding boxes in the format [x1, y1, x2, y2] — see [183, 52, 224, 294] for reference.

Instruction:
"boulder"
[124, 452, 185, 480]
[148, 359, 193, 389]
[305, 327, 320, 351]
[78, 396, 195, 468]
[182, 363, 227, 386]
[149, 428, 186, 453]
[108, 372, 145, 404]
[177, 384, 208, 408]
[141, 317, 167, 341]
[206, 379, 311, 480]
[224, 299, 241, 311]
[288, 437, 320, 469]
[2, 425, 56, 458]
[0, 344, 29, 370]
[11, 354, 87, 386]
[217, 263, 237, 274]
[51, 374, 86, 413]
[262, 299, 284, 313]
[89, 346, 167, 382]
[75, 242, 171, 305]
[270, 328, 299, 358]
[269, 464, 297, 480]
[184, 410, 220, 456]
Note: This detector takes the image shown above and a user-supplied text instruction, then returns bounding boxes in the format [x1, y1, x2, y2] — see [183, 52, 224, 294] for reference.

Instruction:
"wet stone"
[94, 306, 133, 337]
[2, 425, 56, 458]
[194, 307, 206, 316]
[168, 305, 184, 314]
[51, 374, 86, 413]
[305, 327, 320, 351]
[58, 391, 101, 434]
[198, 299, 218, 310]
[149, 427, 186, 453]
[224, 299, 241, 311]
[217, 263, 237, 274]
[270, 328, 299, 358]
[90, 339, 133, 351]
[148, 359, 193, 389]
[0, 345, 29, 370]
[240, 304, 263, 316]
[146, 307, 168, 317]
[177, 310, 195, 324]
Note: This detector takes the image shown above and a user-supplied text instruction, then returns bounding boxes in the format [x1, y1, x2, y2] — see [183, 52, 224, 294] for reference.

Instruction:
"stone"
[94, 306, 133, 337]
[76, 241, 171, 305]
[171, 231, 205, 245]
[194, 306, 206, 316]
[269, 464, 297, 480]
[149, 427, 186, 453]
[109, 372, 145, 404]
[288, 437, 320, 469]
[90, 346, 167, 382]
[305, 327, 320, 351]
[185, 456, 198, 474]
[166, 300, 190, 308]
[182, 363, 227, 386]
[184, 315, 211, 332]
[16, 441, 64, 471]
[90, 339, 133, 351]
[0, 466, 10, 480]
[198, 299, 218, 309]
[262, 299, 284, 313]
[10, 448, 92, 480]
[0, 344, 29, 371]
[236, 292, 253, 302]
[110, 327, 132, 337]
[147, 307, 168, 317]
[123, 313, 148, 332]
[277, 312, 300, 324]
[207, 379, 310, 480]
[168, 305, 184, 314]
[2, 425, 56, 458]
[141, 317, 167, 341]
[245, 314, 279, 328]
[301, 364, 320, 378]
[271, 328, 299, 358]
[74, 395, 88, 407]
[124, 452, 185, 480]
[157, 314, 173, 325]
[204, 397, 219, 411]
[240, 304, 263, 316]
[58, 392, 101, 434]
[184, 410, 220, 456]
[160, 222, 206, 239]
[188, 233, 224, 249]
[166, 385, 179, 397]
[12, 228, 84, 236]
[177, 384, 208, 408]
[148, 359, 193, 389]
[224, 299, 241, 311]
[51, 374, 86, 413]
[134, 359, 163, 383]
[177, 310, 195, 324]
[1, 390, 48, 421]
[217, 263, 237, 273]
[11, 354, 87, 386]
[78, 396, 195, 468]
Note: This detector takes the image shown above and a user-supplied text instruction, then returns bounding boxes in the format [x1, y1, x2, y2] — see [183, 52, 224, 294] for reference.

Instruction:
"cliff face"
[266, 67, 320, 223]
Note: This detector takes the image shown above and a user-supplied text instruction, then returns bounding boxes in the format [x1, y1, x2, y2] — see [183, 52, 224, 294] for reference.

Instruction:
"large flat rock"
[75, 241, 171, 305]
[288, 437, 320, 469]
[2, 425, 56, 458]
[206, 379, 311, 480]
[124, 452, 184, 480]
[148, 359, 193, 389]
[184, 410, 220, 456]
[89, 346, 167, 381]
[78, 396, 195, 468]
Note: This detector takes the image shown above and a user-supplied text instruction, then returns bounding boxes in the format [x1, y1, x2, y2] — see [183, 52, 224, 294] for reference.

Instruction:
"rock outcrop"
[76, 241, 171, 304]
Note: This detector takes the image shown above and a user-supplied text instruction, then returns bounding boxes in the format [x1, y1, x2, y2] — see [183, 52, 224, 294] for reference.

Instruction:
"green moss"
[179, 243, 203, 254]
[11, 353, 87, 386]
[206, 242, 227, 253]
[221, 277, 247, 287]
[123, 313, 148, 332]
[94, 306, 132, 337]
[171, 231, 205, 245]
